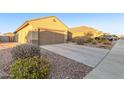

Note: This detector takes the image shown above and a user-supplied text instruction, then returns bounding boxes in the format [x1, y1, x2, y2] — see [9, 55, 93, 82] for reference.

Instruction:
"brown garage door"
[38, 31, 65, 45]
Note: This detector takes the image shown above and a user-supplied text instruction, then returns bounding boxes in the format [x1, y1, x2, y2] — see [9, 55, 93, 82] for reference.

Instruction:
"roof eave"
[14, 21, 30, 33]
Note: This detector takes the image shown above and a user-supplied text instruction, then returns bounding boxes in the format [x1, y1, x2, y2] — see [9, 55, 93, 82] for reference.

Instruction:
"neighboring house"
[0, 32, 15, 42]
[0, 35, 9, 42]
[118, 34, 124, 39]
[4, 32, 15, 42]
[14, 16, 69, 45]
[69, 26, 103, 39]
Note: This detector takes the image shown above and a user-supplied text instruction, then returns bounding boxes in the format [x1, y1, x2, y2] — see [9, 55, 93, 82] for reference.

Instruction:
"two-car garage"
[38, 30, 66, 45]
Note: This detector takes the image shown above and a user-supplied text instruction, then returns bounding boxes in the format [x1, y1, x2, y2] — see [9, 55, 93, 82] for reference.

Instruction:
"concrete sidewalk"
[41, 43, 109, 67]
[84, 40, 124, 79]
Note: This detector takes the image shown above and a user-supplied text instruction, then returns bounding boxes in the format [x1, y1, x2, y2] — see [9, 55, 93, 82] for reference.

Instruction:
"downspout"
[37, 28, 40, 45]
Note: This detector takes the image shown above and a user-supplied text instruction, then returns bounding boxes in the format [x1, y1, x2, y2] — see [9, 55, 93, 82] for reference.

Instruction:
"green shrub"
[83, 36, 93, 43]
[84, 32, 94, 38]
[73, 36, 93, 45]
[11, 44, 41, 60]
[97, 39, 102, 43]
[97, 38, 105, 43]
[10, 56, 51, 79]
[97, 39, 111, 45]
[92, 40, 97, 45]
[102, 39, 111, 45]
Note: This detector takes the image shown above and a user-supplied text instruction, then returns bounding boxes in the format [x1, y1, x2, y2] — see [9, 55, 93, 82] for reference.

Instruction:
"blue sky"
[0, 13, 123, 35]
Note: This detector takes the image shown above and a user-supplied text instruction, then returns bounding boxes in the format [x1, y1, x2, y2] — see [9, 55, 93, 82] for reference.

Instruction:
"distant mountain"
[69, 26, 103, 38]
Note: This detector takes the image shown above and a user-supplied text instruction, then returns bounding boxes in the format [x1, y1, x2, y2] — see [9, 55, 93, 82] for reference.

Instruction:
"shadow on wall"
[26, 30, 66, 45]
[67, 31, 72, 41]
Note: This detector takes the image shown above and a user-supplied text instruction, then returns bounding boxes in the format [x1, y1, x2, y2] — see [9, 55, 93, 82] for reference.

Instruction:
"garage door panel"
[39, 31, 64, 45]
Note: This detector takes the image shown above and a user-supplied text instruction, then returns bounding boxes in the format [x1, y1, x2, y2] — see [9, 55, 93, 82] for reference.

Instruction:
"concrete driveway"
[40, 43, 109, 67]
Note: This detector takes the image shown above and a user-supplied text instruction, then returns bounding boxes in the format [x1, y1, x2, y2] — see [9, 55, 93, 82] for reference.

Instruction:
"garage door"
[38, 31, 65, 45]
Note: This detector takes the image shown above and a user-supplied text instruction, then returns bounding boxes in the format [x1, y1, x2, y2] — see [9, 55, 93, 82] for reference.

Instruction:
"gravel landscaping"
[83, 42, 113, 50]
[76, 40, 117, 50]
[40, 48, 93, 79]
[0, 43, 19, 78]
[0, 48, 13, 78]
[0, 43, 93, 79]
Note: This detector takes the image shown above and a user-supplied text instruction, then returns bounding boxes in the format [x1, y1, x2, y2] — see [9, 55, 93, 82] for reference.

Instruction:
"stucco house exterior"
[0, 33, 15, 42]
[69, 26, 103, 39]
[0, 35, 9, 42]
[4, 32, 15, 42]
[15, 16, 69, 45]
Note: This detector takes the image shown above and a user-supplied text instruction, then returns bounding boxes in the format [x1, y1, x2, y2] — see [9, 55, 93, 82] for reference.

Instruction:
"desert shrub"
[73, 36, 93, 45]
[75, 37, 84, 45]
[97, 38, 106, 43]
[97, 39, 103, 43]
[96, 39, 111, 45]
[102, 39, 111, 45]
[72, 37, 79, 42]
[9, 56, 51, 79]
[83, 36, 93, 43]
[84, 32, 94, 38]
[92, 40, 97, 45]
[83, 32, 94, 43]
[11, 44, 41, 60]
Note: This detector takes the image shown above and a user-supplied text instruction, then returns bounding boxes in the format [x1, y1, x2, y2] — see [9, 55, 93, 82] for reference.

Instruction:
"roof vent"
[53, 19, 56, 22]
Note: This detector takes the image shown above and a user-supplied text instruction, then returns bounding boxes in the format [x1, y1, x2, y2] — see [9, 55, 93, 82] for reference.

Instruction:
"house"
[0, 35, 9, 42]
[69, 26, 103, 40]
[4, 32, 15, 42]
[14, 16, 69, 45]
[0, 32, 15, 42]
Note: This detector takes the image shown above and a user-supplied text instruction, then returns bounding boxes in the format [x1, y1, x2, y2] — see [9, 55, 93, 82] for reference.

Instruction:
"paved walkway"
[41, 43, 109, 67]
[84, 40, 124, 79]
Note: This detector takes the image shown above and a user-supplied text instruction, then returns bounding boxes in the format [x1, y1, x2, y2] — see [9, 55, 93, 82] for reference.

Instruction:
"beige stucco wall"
[69, 26, 103, 38]
[17, 24, 33, 43]
[29, 17, 68, 31]
[16, 16, 68, 45]
[17, 26, 67, 45]
[70, 31, 101, 38]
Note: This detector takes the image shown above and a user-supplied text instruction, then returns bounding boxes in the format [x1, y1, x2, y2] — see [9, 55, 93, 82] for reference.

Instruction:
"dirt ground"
[0, 42, 18, 50]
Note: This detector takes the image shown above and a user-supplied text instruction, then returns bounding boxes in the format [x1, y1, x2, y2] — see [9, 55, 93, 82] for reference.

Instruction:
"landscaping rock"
[40, 48, 93, 79]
